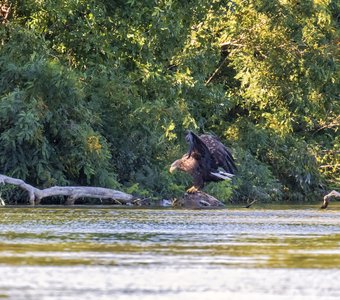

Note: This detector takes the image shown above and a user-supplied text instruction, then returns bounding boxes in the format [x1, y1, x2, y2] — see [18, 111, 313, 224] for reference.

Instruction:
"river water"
[0, 204, 340, 299]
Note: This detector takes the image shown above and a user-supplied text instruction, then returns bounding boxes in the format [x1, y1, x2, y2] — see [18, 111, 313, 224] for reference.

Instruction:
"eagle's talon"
[186, 186, 199, 194]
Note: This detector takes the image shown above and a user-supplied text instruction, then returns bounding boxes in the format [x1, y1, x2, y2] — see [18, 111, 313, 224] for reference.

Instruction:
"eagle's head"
[169, 154, 194, 174]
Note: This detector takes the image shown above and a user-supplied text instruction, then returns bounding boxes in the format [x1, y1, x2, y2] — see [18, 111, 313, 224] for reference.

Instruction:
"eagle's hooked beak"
[169, 160, 179, 173]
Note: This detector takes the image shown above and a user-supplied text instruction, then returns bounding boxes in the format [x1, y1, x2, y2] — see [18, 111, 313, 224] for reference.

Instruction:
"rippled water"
[0, 204, 340, 299]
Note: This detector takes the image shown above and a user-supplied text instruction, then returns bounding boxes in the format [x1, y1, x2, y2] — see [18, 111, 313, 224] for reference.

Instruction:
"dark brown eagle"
[169, 131, 237, 193]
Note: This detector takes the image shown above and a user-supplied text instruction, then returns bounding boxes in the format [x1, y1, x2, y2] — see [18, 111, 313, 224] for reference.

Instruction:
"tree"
[0, 0, 338, 204]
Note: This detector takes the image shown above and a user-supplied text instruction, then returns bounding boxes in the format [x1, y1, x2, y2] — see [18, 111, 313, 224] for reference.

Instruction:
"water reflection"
[0, 206, 340, 299]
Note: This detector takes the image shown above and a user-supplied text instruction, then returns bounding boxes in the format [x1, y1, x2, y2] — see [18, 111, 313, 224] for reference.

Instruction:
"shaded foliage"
[0, 0, 338, 204]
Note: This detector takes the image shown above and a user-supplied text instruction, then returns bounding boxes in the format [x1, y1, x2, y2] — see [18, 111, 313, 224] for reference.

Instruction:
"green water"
[0, 204, 340, 299]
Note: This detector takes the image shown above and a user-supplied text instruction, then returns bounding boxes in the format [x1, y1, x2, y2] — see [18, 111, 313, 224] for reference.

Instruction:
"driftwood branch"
[244, 199, 257, 208]
[0, 174, 134, 205]
[321, 190, 340, 209]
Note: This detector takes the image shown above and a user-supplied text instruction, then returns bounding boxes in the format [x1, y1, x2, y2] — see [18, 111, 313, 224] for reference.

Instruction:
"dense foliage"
[0, 0, 338, 204]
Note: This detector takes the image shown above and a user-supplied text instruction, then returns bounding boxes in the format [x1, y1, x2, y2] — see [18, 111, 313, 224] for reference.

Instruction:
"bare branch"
[205, 56, 228, 85]
[0, 174, 134, 205]
[319, 164, 340, 169]
[321, 190, 340, 209]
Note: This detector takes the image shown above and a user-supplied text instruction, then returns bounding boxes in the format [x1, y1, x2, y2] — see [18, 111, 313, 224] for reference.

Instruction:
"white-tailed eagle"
[170, 131, 237, 193]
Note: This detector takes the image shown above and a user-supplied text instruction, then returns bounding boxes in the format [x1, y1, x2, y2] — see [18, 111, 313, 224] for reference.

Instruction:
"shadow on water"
[0, 204, 340, 299]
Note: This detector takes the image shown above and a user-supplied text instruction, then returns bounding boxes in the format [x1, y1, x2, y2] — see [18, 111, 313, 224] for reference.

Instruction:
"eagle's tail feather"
[210, 171, 234, 180]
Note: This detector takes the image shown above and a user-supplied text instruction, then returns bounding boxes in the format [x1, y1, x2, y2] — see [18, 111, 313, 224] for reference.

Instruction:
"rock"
[172, 191, 225, 209]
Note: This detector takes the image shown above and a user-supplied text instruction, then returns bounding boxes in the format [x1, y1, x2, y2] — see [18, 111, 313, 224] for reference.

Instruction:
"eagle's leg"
[186, 186, 199, 193]
[187, 178, 204, 193]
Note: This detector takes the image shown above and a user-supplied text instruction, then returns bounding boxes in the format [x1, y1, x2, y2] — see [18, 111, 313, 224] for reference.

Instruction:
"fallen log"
[0, 174, 134, 205]
[321, 190, 340, 209]
[172, 191, 225, 208]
